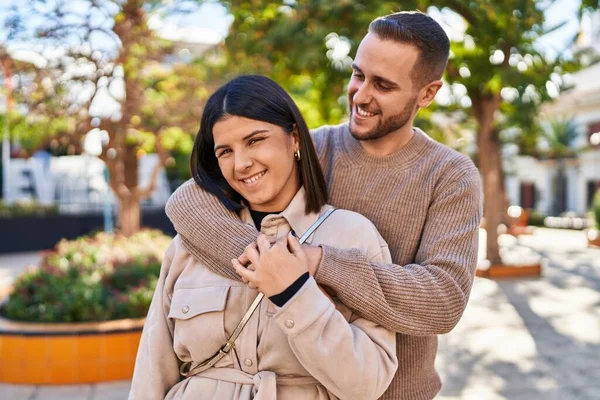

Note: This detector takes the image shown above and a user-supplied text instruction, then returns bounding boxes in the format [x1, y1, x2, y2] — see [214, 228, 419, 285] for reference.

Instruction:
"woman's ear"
[292, 124, 300, 148]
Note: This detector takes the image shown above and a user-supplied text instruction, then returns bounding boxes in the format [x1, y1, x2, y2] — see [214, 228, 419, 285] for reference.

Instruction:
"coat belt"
[191, 367, 320, 400]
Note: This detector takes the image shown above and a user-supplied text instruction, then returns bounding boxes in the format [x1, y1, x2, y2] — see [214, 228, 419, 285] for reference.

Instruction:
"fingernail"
[291, 230, 297, 237]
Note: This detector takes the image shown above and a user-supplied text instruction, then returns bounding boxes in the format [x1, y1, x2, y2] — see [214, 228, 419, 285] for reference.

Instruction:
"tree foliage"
[3, 0, 211, 234]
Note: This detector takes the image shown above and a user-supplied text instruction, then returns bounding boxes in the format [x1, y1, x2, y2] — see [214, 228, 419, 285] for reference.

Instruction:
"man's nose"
[352, 81, 372, 105]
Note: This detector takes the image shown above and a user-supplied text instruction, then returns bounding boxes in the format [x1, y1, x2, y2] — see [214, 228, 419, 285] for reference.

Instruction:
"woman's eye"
[249, 137, 264, 145]
[217, 149, 231, 158]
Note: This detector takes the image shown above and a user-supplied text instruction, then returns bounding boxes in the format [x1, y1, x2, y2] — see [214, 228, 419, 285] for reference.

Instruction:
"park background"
[0, 0, 599, 399]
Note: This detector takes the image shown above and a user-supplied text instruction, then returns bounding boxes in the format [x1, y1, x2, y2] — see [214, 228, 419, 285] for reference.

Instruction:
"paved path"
[1, 228, 599, 399]
[437, 228, 600, 399]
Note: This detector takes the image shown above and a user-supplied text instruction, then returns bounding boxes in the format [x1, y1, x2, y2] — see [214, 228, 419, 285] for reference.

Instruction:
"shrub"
[0, 200, 59, 218]
[527, 211, 547, 227]
[1, 229, 171, 323]
[594, 190, 600, 230]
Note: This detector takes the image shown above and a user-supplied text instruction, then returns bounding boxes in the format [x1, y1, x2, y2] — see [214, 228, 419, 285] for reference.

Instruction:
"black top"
[249, 209, 280, 231]
[248, 208, 308, 306]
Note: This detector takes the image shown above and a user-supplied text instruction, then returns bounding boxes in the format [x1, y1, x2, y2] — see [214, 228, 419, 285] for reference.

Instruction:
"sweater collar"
[239, 187, 328, 240]
[339, 122, 432, 168]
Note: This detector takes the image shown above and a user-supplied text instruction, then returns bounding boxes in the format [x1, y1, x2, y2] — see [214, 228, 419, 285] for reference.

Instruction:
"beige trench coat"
[129, 188, 397, 400]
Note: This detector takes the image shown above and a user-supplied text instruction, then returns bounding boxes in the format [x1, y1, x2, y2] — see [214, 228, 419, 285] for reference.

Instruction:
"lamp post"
[84, 128, 112, 233]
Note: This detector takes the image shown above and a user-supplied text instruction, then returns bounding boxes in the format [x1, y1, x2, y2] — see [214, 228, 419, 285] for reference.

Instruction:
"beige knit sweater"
[165, 123, 482, 400]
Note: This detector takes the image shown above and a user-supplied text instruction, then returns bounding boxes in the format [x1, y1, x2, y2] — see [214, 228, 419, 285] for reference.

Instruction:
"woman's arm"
[165, 179, 258, 281]
[128, 243, 181, 400]
[275, 277, 398, 400]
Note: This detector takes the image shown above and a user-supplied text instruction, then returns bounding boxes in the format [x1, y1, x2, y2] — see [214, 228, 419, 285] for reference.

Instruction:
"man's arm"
[315, 167, 482, 336]
[165, 179, 258, 281]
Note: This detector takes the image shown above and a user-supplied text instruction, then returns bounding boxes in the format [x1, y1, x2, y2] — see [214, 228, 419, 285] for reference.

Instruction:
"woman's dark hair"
[190, 75, 328, 214]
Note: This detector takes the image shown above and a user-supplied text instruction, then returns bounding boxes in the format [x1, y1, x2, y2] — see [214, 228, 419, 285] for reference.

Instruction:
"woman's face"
[213, 116, 300, 212]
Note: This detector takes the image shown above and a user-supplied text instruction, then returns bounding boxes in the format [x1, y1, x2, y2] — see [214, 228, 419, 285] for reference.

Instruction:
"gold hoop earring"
[294, 149, 301, 161]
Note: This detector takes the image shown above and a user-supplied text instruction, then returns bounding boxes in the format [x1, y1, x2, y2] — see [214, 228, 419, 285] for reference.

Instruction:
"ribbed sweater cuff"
[315, 245, 368, 291]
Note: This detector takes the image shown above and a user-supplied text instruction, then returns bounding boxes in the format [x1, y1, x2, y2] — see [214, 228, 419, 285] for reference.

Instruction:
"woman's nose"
[234, 151, 253, 172]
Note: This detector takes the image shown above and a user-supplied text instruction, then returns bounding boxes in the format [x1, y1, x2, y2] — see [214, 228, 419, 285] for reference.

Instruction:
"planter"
[0, 315, 144, 384]
[476, 263, 542, 279]
[587, 229, 600, 247]
[0, 210, 174, 253]
[507, 225, 535, 237]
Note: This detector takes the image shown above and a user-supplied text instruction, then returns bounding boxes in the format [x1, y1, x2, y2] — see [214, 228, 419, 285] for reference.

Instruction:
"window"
[588, 122, 600, 148]
[520, 182, 537, 209]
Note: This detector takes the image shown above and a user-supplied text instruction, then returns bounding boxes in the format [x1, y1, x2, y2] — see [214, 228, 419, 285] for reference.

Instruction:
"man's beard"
[349, 96, 417, 141]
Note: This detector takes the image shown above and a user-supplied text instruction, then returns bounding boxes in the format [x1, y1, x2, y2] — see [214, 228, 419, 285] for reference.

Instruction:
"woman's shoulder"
[313, 207, 391, 263]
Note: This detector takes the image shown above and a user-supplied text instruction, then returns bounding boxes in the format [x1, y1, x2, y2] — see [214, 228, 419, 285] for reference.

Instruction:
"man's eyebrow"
[352, 63, 399, 88]
[374, 76, 399, 88]
[214, 130, 269, 152]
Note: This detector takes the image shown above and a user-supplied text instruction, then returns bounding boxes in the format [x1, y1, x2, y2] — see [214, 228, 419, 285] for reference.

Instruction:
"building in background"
[506, 61, 600, 217]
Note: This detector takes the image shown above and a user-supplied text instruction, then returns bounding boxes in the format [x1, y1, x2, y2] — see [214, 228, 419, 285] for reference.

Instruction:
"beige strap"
[180, 207, 337, 377]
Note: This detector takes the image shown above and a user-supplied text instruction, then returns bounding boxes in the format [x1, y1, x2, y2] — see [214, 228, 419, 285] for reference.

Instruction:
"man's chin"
[349, 122, 374, 141]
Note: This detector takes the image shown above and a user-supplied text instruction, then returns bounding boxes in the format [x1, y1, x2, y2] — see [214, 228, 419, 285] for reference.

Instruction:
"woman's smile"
[239, 170, 267, 187]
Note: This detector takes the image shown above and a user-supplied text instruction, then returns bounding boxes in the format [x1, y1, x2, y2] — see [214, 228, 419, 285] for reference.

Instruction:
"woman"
[129, 75, 397, 400]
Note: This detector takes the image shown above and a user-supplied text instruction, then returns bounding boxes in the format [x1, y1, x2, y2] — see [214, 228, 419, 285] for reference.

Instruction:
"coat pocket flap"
[168, 286, 229, 320]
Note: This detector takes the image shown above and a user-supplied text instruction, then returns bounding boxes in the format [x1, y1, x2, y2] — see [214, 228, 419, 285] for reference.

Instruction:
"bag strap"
[180, 207, 337, 377]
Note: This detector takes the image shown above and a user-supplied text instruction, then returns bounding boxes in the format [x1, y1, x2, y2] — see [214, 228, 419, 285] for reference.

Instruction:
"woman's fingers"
[287, 232, 303, 256]
[257, 233, 272, 254]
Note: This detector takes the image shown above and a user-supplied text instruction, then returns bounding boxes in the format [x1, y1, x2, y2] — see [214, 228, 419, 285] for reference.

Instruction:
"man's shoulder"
[418, 130, 479, 181]
[310, 122, 348, 146]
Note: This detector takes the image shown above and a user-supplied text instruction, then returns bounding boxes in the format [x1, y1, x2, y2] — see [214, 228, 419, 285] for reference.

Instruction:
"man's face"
[348, 33, 421, 141]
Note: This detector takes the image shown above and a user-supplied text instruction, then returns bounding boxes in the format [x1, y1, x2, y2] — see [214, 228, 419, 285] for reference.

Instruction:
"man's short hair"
[369, 11, 450, 89]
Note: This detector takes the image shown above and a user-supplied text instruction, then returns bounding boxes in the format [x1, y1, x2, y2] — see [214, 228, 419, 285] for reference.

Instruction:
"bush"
[527, 211, 547, 227]
[1, 229, 171, 323]
[0, 200, 59, 218]
[594, 191, 600, 230]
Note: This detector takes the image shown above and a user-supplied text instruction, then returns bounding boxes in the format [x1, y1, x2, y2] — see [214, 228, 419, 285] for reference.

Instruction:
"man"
[166, 10, 482, 400]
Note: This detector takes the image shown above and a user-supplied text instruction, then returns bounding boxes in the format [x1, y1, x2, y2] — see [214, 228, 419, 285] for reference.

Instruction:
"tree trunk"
[119, 194, 141, 237]
[473, 93, 504, 265]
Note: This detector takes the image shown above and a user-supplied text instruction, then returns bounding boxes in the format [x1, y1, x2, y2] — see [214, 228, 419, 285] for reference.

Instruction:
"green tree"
[8, 0, 211, 235]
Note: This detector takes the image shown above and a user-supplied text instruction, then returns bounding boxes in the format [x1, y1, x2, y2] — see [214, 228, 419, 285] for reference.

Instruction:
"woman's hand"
[233, 232, 308, 297]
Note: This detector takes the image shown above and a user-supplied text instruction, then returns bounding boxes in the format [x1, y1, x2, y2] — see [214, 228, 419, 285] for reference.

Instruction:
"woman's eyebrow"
[214, 130, 269, 152]
[242, 130, 269, 141]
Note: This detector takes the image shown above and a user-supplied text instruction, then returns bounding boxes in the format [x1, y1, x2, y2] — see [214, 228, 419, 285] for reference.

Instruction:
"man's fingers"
[238, 242, 258, 267]
[244, 243, 261, 266]
[238, 253, 250, 266]
[232, 259, 255, 282]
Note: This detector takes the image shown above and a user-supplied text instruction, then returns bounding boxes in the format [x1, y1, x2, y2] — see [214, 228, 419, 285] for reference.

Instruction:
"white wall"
[506, 156, 553, 215]
[5, 154, 170, 213]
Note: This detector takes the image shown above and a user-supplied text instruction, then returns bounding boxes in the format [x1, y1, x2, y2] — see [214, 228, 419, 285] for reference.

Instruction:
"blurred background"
[0, 1, 599, 399]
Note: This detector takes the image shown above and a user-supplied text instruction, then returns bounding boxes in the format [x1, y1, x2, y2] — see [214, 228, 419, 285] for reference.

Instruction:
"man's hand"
[232, 232, 308, 297]
[302, 245, 323, 276]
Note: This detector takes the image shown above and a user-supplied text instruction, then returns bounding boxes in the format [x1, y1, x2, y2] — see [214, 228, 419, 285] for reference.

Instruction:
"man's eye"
[352, 71, 364, 79]
[377, 83, 391, 91]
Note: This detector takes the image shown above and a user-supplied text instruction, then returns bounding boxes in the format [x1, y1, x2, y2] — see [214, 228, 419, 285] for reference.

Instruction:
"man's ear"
[418, 80, 443, 108]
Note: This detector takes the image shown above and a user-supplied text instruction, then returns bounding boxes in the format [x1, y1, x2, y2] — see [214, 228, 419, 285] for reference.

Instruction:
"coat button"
[182, 305, 190, 314]
[284, 319, 295, 329]
[244, 358, 253, 367]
